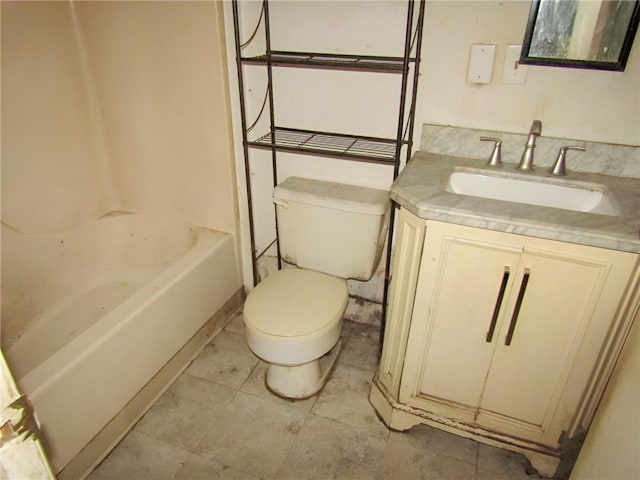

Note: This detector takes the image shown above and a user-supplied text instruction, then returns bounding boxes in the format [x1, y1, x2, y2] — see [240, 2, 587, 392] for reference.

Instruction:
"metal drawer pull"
[505, 269, 530, 346]
[486, 267, 510, 343]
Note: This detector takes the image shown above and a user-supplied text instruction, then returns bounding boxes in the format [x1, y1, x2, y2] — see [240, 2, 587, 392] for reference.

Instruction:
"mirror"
[520, 0, 640, 71]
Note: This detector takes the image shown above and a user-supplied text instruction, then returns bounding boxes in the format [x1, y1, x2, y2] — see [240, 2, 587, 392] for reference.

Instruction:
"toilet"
[243, 176, 389, 399]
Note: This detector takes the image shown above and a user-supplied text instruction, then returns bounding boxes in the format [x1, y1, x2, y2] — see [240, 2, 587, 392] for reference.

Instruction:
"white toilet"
[243, 176, 389, 399]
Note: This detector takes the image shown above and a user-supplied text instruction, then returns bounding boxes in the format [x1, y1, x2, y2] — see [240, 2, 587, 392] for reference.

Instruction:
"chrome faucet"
[517, 120, 542, 171]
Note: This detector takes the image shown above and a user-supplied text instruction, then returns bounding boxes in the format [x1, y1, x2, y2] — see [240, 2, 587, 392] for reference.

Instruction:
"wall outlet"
[502, 45, 528, 84]
[467, 44, 496, 84]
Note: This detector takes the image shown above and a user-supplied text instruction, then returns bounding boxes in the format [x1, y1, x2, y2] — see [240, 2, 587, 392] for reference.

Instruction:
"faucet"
[517, 120, 542, 171]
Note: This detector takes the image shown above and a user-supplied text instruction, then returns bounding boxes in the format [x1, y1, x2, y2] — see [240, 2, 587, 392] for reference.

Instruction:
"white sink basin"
[446, 171, 619, 216]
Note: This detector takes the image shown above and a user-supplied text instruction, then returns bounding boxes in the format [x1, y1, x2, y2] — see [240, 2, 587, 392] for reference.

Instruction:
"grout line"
[273, 412, 315, 479]
[474, 439, 480, 480]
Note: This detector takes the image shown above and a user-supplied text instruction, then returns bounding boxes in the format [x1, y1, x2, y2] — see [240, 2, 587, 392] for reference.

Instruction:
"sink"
[446, 171, 619, 216]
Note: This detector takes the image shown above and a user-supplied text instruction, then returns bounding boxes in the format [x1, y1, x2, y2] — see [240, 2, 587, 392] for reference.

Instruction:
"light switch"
[467, 44, 496, 84]
[502, 44, 528, 84]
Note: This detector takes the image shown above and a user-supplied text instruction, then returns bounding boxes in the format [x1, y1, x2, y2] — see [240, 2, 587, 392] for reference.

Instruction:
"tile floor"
[88, 312, 543, 480]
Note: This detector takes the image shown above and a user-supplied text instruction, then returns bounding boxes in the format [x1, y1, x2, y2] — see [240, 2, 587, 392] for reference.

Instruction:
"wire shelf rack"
[248, 128, 400, 163]
[241, 51, 411, 73]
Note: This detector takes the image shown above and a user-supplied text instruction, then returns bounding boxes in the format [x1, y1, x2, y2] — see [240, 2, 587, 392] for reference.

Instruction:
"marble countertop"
[391, 151, 640, 254]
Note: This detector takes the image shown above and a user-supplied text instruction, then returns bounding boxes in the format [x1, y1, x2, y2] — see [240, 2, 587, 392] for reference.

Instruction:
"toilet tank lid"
[273, 177, 389, 215]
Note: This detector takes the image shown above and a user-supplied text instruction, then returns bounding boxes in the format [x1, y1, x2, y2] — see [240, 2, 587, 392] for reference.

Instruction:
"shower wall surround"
[2, 1, 238, 234]
[1, 1, 115, 233]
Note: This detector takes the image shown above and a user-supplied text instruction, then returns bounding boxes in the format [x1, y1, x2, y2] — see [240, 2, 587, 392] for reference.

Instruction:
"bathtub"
[1, 212, 243, 477]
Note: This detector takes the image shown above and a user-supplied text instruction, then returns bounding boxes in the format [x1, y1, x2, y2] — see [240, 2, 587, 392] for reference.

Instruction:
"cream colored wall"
[1, 2, 117, 233]
[2, 1, 238, 235]
[74, 1, 238, 232]
[419, 1, 640, 146]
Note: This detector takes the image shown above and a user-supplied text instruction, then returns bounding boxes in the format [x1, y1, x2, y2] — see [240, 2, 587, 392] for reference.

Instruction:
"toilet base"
[266, 340, 342, 399]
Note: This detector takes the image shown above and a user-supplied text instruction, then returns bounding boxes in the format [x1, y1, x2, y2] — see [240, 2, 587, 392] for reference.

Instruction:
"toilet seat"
[244, 269, 348, 337]
[243, 269, 348, 366]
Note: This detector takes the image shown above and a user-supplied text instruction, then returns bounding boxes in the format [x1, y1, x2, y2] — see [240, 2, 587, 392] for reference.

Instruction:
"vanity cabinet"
[371, 208, 639, 476]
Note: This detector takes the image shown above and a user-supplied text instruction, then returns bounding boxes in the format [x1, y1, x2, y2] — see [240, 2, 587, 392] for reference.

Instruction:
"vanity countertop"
[391, 151, 640, 254]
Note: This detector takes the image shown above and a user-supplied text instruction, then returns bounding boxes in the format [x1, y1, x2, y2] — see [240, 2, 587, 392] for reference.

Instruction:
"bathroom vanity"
[370, 151, 640, 477]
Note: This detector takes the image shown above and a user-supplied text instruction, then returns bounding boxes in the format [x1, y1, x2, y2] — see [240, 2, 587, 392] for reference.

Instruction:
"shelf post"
[232, 0, 259, 286]
[380, 0, 426, 352]
[261, 0, 282, 272]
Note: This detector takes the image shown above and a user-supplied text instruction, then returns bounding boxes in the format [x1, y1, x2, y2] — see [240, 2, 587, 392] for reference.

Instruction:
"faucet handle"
[480, 137, 503, 167]
[549, 145, 586, 176]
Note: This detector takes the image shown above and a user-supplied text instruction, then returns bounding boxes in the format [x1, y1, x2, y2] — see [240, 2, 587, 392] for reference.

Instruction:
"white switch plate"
[502, 45, 528, 84]
[467, 44, 496, 84]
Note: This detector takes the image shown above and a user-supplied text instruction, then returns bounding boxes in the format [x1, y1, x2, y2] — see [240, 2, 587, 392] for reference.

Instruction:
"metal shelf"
[231, 0, 426, 347]
[248, 128, 400, 164]
[241, 51, 413, 73]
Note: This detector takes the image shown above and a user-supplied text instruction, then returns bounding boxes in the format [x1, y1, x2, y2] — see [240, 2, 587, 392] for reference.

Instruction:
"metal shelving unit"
[232, 0, 425, 336]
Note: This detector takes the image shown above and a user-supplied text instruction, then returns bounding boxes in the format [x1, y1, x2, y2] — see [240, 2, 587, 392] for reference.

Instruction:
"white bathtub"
[1, 212, 242, 476]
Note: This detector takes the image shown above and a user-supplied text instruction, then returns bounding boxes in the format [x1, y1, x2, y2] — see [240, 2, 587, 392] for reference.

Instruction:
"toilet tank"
[273, 177, 389, 281]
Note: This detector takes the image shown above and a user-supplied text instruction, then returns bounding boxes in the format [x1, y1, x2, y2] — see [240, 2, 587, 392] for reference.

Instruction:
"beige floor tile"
[312, 362, 389, 439]
[340, 320, 381, 372]
[276, 414, 386, 480]
[387, 423, 478, 465]
[134, 373, 236, 451]
[195, 391, 307, 479]
[87, 430, 190, 480]
[240, 360, 317, 414]
[186, 330, 259, 389]
[86, 310, 544, 480]
[377, 433, 477, 480]
[173, 454, 260, 480]
[476, 444, 543, 480]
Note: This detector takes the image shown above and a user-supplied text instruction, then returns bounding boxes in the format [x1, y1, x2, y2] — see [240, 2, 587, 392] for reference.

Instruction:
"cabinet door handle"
[505, 269, 530, 346]
[486, 267, 510, 343]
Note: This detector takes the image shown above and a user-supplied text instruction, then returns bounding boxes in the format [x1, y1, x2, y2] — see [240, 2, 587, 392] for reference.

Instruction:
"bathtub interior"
[0, 211, 243, 474]
[2, 212, 203, 376]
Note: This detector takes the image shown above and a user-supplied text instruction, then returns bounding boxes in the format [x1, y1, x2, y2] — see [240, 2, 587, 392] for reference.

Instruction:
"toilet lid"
[244, 269, 348, 337]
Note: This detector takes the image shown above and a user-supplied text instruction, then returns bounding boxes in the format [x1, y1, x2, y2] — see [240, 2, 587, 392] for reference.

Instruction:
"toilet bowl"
[243, 177, 389, 399]
[244, 268, 348, 398]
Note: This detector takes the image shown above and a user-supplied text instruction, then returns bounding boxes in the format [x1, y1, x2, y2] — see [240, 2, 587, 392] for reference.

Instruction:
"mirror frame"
[520, 0, 640, 71]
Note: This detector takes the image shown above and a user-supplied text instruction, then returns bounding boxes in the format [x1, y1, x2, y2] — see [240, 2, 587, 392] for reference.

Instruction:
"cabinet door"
[400, 222, 522, 423]
[477, 240, 637, 445]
